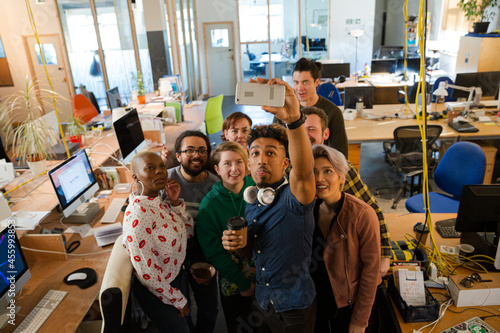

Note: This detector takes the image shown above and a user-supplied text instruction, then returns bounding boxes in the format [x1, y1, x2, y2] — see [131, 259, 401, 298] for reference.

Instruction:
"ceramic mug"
[456, 244, 475, 257]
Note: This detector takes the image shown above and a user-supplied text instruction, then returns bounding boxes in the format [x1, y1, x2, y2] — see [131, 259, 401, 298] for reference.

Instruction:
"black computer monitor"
[455, 185, 500, 270]
[375, 46, 404, 59]
[106, 87, 122, 111]
[301, 36, 326, 51]
[321, 63, 350, 79]
[113, 109, 146, 165]
[371, 59, 397, 74]
[452, 71, 500, 99]
[395, 58, 421, 76]
[0, 227, 31, 319]
[344, 86, 375, 110]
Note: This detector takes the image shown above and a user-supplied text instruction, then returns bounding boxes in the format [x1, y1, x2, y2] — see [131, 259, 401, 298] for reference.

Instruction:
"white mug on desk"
[456, 244, 475, 257]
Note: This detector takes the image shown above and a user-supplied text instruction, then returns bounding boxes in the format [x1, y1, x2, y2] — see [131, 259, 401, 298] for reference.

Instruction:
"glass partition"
[95, 0, 137, 105]
[57, 0, 107, 108]
[131, 0, 154, 93]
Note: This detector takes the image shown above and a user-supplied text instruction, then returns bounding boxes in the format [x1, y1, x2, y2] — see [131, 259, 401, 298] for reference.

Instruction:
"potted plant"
[457, 0, 499, 33]
[66, 115, 86, 148]
[137, 71, 146, 104]
[0, 77, 58, 175]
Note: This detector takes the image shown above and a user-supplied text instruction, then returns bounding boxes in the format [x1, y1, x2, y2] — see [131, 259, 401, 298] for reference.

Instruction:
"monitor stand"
[64, 202, 100, 224]
[0, 305, 21, 329]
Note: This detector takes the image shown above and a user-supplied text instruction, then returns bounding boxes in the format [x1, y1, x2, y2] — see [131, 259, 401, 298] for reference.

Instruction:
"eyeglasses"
[460, 273, 492, 288]
[179, 148, 208, 157]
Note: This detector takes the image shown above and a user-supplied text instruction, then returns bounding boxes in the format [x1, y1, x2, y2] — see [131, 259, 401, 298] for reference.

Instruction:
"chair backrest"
[73, 94, 99, 124]
[392, 125, 442, 172]
[100, 235, 133, 333]
[205, 94, 224, 134]
[330, 85, 343, 106]
[434, 141, 485, 198]
[408, 82, 430, 104]
[432, 77, 455, 102]
[317, 82, 334, 100]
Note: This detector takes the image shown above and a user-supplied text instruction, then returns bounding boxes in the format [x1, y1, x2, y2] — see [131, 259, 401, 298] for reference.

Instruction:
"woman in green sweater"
[197, 141, 256, 333]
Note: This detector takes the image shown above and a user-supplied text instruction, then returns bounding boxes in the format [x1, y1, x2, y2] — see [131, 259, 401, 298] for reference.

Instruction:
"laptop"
[448, 121, 479, 133]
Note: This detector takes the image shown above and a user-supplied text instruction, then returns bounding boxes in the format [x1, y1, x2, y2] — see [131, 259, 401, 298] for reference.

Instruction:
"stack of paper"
[93, 222, 122, 247]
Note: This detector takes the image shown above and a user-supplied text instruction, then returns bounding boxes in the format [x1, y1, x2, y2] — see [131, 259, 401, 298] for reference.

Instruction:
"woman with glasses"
[197, 141, 257, 333]
[123, 151, 193, 332]
[311, 144, 380, 333]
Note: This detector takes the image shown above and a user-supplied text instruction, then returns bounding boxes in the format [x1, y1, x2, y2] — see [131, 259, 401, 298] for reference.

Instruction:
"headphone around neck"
[243, 178, 289, 206]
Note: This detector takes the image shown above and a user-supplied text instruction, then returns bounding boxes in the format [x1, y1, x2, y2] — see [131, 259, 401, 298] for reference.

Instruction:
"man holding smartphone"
[275, 58, 349, 158]
[222, 77, 317, 332]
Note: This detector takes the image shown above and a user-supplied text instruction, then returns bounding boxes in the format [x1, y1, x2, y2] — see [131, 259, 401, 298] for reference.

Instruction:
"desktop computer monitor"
[455, 184, 500, 270]
[371, 59, 397, 74]
[321, 63, 350, 79]
[395, 58, 421, 76]
[0, 226, 31, 326]
[113, 109, 146, 165]
[106, 87, 122, 111]
[48, 149, 99, 218]
[452, 71, 500, 99]
[344, 86, 375, 110]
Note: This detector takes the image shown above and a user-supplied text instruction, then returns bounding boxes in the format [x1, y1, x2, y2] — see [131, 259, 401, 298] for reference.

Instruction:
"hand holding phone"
[235, 82, 285, 107]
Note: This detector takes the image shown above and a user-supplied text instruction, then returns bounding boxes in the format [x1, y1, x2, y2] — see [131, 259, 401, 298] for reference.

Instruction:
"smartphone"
[235, 82, 285, 107]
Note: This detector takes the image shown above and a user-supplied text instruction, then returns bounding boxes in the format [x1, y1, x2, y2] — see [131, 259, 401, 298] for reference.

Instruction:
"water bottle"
[356, 98, 364, 117]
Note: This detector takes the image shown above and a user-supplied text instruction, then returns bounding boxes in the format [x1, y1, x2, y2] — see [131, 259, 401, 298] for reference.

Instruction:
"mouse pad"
[63, 268, 97, 289]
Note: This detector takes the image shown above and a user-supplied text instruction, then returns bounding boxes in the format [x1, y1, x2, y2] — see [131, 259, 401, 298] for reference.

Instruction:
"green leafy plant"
[137, 71, 145, 96]
[0, 77, 60, 163]
[458, 0, 499, 22]
[67, 114, 86, 138]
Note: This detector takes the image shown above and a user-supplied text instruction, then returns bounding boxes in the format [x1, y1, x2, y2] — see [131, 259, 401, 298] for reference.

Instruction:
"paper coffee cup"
[413, 222, 429, 245]
[227, 216, 248, 248]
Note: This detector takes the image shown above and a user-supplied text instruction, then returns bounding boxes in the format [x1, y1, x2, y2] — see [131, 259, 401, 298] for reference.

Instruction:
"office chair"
[247, 44, 265, 76]
[99, 235, 134, 333]
[405, 141, 486, 213]
[204, 94, 224, 135]
[398, 81, 430, 104]
[432, 76, 456, 102]
[317, 82, 343, 106]
[380, 125, 442, 209]
[0, 136, 11, 162]
[73, 94, 99, 124]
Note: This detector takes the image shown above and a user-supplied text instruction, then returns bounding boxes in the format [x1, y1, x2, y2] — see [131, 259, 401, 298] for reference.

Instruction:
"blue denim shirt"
[246, 179, 316, 312]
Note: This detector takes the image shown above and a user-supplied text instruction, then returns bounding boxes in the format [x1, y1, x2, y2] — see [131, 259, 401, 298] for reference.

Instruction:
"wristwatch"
[284, 111, 306, 130]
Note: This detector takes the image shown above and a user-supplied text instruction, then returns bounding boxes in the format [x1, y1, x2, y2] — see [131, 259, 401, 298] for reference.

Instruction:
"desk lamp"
[433, 81, 483, 116]
[350, 29, 364, 74]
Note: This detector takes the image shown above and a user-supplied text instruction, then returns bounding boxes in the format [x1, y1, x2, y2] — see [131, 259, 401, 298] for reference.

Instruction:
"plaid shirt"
[344, 162, 391, 258]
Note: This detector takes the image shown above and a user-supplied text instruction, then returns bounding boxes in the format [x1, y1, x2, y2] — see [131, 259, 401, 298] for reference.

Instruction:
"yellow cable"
[25, 0, 70, 159]
[2, 171, 48, 196]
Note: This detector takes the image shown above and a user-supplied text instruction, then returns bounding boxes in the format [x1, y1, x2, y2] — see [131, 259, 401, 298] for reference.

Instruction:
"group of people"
[121, 58, 391, 333]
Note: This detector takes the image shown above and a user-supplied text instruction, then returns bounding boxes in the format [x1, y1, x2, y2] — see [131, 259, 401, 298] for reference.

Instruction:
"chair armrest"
[99, 235, 133, 328]
[383, 141, 394, 153]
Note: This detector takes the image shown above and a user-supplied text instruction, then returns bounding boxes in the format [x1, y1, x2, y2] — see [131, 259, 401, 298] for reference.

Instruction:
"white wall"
[0, 0, 63, 99]
[195, 0, 240, 96]
[330, 0, 376, 73]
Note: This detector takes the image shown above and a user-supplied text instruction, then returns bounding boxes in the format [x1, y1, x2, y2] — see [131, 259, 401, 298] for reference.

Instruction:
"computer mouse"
[67, 272, 87, 281]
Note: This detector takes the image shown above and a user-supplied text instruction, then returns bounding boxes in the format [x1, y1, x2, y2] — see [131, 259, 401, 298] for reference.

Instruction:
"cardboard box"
[448, 273, 500, 307]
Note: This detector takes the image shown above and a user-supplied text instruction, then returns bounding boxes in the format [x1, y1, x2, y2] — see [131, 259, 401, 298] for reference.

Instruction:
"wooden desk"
[4, 193, 129, 333]
[336, 77, 414, 104]
[384, 213, 500, 331]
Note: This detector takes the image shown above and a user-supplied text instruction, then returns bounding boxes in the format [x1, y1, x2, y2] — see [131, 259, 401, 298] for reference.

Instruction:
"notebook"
[448, 121, 479, 133]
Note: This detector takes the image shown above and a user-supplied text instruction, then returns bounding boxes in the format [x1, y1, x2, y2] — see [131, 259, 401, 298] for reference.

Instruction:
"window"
[34, 44, 58, 65]
[211, 29, 229, 48]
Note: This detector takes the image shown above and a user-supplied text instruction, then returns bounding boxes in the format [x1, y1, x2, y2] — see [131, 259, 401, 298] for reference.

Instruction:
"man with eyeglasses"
[163, 130, 220, 333]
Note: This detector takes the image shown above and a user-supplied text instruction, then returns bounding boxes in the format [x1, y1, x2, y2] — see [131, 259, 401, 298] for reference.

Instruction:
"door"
[204, 22, 236, 96]
[25, 35, 72, 118]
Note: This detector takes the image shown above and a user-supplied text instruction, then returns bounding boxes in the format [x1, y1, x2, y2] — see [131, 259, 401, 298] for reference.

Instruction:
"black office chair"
[380, 125, 442, 209]
[0, 136, 11, 162]
[398, 81, 430, 104]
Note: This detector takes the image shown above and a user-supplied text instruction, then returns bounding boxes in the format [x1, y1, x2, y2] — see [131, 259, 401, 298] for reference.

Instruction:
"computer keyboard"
[100, 197, 128, 223]
[435, 218, 462, 238]
[14, 289, 67, 333]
